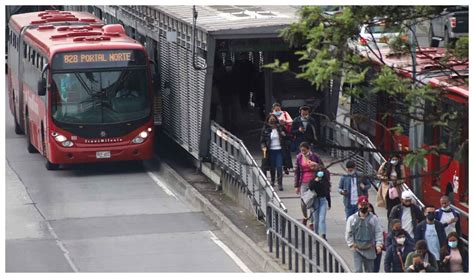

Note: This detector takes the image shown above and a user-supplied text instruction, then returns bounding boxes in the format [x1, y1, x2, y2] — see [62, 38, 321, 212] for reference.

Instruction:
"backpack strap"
[397, 247, 405, 272]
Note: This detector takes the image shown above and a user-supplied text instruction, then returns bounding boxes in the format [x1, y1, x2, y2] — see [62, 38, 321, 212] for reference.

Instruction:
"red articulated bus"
[351, 46, 468, 236]
[7, 10, 155, 170]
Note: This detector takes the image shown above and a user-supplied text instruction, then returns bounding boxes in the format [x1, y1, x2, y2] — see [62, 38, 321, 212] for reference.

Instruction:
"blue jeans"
[312, 197, 328, 235]
[269, 149, 283, 185]
[345, 204, 358, 219]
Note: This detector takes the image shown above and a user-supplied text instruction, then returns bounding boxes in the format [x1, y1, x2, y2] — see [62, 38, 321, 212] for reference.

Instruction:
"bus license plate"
[96, 151, 111, 159]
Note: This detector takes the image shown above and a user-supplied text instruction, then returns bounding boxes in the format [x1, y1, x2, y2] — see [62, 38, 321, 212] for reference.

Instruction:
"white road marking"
[208, 231, 252, 273]
[45, 221, 79, 272]
[146, 170, 178, 199]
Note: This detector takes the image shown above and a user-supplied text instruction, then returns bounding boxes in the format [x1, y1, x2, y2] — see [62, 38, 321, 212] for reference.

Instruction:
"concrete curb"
[152, 159, 285, 272]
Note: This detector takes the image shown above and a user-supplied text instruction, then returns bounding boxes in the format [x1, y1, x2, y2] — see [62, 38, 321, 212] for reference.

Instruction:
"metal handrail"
[267, 202, 352, 273]
[209, 121, 287, 218]
[322, 119, 468, 246]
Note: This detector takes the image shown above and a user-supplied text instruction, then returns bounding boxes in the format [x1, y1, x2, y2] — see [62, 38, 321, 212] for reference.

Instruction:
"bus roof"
[363, 46, 468, 99]
[9, 10, 143, 58]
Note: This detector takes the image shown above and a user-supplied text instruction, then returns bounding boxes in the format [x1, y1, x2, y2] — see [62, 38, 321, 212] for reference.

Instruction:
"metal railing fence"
[321, 119, 468, 246]
[266, 202, 352, 273]
[209, 121, 287, 218]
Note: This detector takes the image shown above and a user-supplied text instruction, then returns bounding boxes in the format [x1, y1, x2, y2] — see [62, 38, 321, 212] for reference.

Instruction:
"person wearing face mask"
[291, 106, 318, 153]
[435, 195, 461, 236]
[414, 205, 447, 266]
[376, 154, 405, 217]
[439, 232, 468, 272]
[294, 142, 322, 226]
[260, 114, 292, 191]
[385, 219, 415, 249]
[308, 165, 331, 239]
[405, 240, 438, 272]
[384, 229, 416, 272]
[345, 195, 384, 272]
[271, 103, 292, 134]
[338, 160, 371, 219]
[388, 191, 424, 239]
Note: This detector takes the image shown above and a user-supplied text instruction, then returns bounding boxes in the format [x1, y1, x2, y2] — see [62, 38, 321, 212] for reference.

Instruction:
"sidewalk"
[240, 131, 389, 271]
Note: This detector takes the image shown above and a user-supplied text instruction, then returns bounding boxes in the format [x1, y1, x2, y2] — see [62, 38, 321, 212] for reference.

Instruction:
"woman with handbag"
[260, 113, 292, 191]
[294, 142, 322, 226]
[376, 153, 405, 218]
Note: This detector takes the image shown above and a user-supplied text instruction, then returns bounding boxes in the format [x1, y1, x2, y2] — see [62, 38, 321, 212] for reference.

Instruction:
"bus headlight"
[62, 140, 74, 147]
[132, 130, 149, 144]
[55, 135, 67, 143]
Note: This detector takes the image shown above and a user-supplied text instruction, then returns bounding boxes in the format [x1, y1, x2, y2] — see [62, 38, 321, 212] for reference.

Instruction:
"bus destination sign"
[53, 50, 146, 70]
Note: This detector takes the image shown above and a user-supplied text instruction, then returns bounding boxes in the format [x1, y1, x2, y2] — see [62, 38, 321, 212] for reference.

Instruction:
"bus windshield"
[51, 69, 150, 125]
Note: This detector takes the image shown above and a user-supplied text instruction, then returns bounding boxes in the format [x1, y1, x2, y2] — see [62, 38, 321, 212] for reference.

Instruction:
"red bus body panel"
[7, 11, 155, 166]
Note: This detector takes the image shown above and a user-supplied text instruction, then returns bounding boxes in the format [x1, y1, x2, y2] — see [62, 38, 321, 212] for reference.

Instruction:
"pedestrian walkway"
[240, 129, 389, 272]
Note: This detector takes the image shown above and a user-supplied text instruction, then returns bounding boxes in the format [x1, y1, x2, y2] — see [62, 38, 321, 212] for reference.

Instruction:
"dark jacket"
[414, 220, 447, 256]
[434, 207, 461, 235]
[337, 171, 370, 208]
[291, 115, 318, 145]
[388, 204, 425, 233]
[405, 251, 438, 272]
[308, 168, 331, 208]
[385, 229, 415, 250]
[294, 152, 322, 187]
[384, 240, 416, 272]
[260, 123, 292, 170]
[439, 245, 468, 272]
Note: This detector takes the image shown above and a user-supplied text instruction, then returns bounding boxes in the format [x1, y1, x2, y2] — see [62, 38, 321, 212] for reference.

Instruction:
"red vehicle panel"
[7, 10, 156, 170]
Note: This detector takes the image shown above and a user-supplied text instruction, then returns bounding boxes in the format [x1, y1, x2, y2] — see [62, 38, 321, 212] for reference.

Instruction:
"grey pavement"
[5, 95, 247, 272]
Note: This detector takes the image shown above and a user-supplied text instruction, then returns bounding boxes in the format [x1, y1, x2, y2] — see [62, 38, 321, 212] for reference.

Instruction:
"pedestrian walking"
[345, 195, 384, 272]
[376, 154, 405, 218]
[294, 142, 322, 226]
[385, 218, 415, 249]
[414, 205, 447, 265]
[405, 240, 438, 272]
[291, 105, 318, 152]
[384, 229, 415, 272]
[338, 160, 371, 219]
[435, 195, 461, 236]
[260, 114, 292, 191]
[368, 203, 384, 272]
[271, 102, 292, 134]
[388, 191, 424, 238]
[439, 232, 468, 272]
[308, 165, 331, 239]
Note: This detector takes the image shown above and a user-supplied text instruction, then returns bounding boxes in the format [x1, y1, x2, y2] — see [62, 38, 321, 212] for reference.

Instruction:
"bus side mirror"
[38, 78, 46, 96]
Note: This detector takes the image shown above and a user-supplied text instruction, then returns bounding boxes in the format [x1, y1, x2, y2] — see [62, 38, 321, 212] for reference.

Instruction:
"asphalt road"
[5, 94, 248, 272]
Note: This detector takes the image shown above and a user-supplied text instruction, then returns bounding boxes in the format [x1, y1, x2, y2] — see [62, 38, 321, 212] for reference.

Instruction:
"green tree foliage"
[267, 6, 468, 177]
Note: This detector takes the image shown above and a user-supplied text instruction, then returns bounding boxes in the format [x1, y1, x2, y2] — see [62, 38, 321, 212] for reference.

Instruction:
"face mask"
[426, 212, 435, 221]
[391, 159, 399, 165]
[359, 207, 368, 214]
[317, 171, 324, 178]
[441, 206, 451, 212]
[396, 237, 406, 245]
[301, 116, 308, 120]
[273, 111, 282, 117]
[448, 241, 458, 248]
[347, 170, 355, 175]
